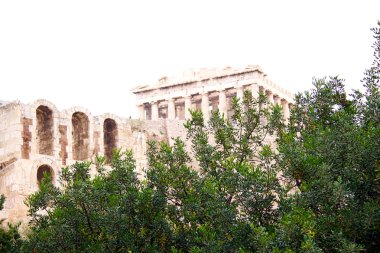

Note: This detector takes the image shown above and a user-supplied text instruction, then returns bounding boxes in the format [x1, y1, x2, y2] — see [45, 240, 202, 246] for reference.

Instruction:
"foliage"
[23, 152, 171, 252]
[0, 195, 22, 252]
[278, 21, 380, 252]
[23, 89, 308, 252]
[145, 90, 298, 252]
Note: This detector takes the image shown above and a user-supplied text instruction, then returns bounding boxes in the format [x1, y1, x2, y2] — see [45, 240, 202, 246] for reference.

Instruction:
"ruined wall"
[0, 100, 172, 228]
[0, 102, 22, 164]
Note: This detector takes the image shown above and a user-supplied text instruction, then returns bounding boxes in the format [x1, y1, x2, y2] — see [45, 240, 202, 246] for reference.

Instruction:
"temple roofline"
[131, 65, 265, 94]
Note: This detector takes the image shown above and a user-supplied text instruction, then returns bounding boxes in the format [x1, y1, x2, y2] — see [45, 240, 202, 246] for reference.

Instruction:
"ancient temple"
[132, 65, 293, 123]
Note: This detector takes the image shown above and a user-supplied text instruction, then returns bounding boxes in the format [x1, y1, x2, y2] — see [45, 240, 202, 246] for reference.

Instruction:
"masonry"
[0, 65, 293, 230]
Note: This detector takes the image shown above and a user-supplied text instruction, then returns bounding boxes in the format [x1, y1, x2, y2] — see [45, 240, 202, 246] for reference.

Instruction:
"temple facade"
[132, 65, 293, 123]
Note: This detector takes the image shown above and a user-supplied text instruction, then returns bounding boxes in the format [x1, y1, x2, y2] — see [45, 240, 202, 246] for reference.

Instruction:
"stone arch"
[72, 112, 90, 161]
[36, 164, 54, 187]
[100, 113, 123, 126]
[36, 105, 54, 155]
[103, 118, 118, 160]
[30, 157, 59, 190]
[29, 99, 59, 115]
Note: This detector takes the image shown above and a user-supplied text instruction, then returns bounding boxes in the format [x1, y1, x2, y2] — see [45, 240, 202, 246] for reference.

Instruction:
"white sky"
[1, 1, 379, 118]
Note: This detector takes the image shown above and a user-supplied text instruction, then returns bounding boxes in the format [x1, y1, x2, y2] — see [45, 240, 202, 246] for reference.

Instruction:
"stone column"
[281, 99, 290, 124]
[236, 86, 244, 101]
[261, 89, 273, 125]
[151, 102, 159, 120]
[218, 90, 227, 118]
[266, 90, 274, 104]
[251, 83, 260, 99]
[201, 92, 210, 121]
[184, 96, 192, 120]
[274, 95, 281, 105]
[167, 98, 175, 120]
[138, 105, 145, 120]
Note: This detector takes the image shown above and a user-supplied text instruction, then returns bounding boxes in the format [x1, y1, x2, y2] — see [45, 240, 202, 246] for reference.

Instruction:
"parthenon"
[132, 65, 293, 123]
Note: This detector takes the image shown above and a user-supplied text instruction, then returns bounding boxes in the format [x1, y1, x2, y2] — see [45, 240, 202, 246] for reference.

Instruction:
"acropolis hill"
[0, 65, 294, 227]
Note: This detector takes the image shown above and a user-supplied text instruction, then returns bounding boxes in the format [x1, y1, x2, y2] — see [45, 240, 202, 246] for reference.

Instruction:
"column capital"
[281, 98, 288, 105]
[273, 94, 281, 105]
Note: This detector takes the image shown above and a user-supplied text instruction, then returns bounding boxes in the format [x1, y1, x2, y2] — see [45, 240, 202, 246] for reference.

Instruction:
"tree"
[277, 21, 380, 252]
[23, 153, 172, 252]
[0, 195, 22, 252]
[145, 91, 290, 252]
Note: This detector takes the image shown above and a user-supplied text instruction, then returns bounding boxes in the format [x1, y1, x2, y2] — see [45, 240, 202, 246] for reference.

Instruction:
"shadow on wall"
[103, 118, 118, 161]
[72, 112, 89, 161]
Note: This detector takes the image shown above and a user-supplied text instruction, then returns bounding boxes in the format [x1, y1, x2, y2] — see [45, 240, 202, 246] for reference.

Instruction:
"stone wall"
[0, 100, 182, 228]
[0, 102, 22, 164]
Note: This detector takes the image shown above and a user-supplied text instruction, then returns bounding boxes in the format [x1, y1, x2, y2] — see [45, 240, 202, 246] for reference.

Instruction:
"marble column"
[184, 96, 192, 119]
[236, 86, 244, 101]
[261, 89, 273, 125]
[138, 105, 145, 120]
[274, 95, 281, 105]
[151, 102, 159, 120]
[168, 98, 175, 120]
[251, 83, 260, 99]
[201, 92, 210, 121]
[218, 90, 227, 118]
[281, 99, 290, 124]
[266, 90, 274, 104]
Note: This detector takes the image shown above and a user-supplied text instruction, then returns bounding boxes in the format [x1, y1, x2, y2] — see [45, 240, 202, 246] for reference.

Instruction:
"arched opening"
[37, 164, 54, 187]
[72, 112, 89, 161]
[103, 118, 118, 160]
[36, 105, 54, 155]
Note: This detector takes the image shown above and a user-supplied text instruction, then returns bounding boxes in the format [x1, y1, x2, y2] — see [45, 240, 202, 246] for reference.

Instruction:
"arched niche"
[37, 164, 54, 187]
[72, 112, 90, 161]
[103, 118, 118, 160]
[36, 105, 54, 155]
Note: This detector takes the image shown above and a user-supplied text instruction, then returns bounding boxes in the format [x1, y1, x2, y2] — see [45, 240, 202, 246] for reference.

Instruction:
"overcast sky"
[1, 1, 379, 118]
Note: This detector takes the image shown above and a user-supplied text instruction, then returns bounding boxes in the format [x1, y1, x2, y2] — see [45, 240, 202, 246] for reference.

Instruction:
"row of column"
[139, 84, 291, 124]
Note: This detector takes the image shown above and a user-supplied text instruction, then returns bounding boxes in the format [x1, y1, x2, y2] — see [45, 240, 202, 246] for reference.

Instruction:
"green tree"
[277, 21, 380, 252]
[136, 87, 322, 252]
[0, 195, 22, 252]
[23, 152, 172, 252]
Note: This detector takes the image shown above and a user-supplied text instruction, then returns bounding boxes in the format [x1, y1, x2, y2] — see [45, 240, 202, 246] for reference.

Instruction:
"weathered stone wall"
[0, 100, 176, 228]
[0, 102, 22, 163]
